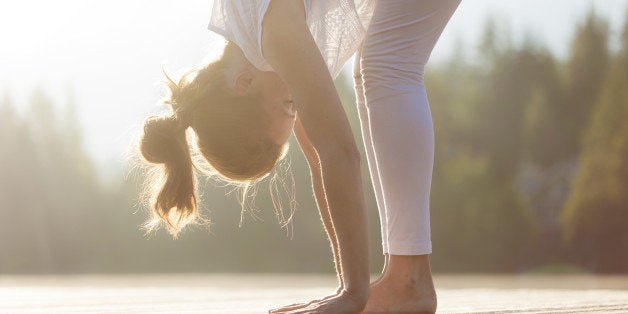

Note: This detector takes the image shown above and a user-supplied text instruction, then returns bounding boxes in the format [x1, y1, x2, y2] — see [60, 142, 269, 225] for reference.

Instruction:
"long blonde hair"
[138, 43, 290, 237]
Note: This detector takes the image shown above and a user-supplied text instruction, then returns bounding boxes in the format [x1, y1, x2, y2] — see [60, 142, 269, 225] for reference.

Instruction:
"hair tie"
[173, 109, 192, 130]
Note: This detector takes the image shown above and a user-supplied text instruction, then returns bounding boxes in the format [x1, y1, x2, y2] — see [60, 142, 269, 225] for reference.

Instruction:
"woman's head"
[139, 42, 296, 236]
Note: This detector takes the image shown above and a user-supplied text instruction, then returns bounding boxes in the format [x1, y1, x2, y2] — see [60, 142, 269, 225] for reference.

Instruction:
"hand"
[269, 289, 367, 314]
[269, 286, 343, 313]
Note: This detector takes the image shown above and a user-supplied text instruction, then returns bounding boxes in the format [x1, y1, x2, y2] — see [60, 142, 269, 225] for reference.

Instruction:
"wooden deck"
[1, 274, 627, 313]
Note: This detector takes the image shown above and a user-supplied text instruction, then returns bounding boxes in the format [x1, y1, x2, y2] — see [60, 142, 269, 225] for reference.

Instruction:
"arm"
[262, 0, 370, 306]
[294, 115, 344, 290]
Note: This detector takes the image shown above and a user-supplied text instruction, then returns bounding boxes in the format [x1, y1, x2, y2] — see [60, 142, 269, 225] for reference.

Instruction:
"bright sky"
[1, 0, 626, 175]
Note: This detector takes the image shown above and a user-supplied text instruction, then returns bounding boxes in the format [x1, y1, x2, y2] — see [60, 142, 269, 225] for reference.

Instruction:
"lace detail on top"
[208, 0, 374, 79]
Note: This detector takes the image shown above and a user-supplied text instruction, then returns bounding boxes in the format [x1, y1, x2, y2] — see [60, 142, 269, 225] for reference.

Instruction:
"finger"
[270, 300, 317, 313]
[269, 304, 307, 313]
[270, 302, 306, 311]
[282, 302, 322, 314]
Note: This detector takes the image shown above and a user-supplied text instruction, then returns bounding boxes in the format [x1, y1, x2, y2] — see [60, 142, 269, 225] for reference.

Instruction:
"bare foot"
[362, 255, 437, 314]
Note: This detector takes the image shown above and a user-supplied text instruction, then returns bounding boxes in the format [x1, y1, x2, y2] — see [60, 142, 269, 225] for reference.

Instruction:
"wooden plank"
[1, 275, 627, 313]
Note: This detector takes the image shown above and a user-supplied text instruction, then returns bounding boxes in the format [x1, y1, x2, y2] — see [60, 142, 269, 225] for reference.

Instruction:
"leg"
[354, 47, 391, 280]
[358, 0, 460, 312]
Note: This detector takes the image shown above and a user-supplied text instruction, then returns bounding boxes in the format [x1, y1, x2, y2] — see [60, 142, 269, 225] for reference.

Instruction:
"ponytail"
[139, 113, 198, 237]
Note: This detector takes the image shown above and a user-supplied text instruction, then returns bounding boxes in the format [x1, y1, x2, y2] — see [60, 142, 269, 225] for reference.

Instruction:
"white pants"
[354, 0, 460, 255]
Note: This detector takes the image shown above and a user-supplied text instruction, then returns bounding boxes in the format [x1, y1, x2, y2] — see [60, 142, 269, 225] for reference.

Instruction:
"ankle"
[388, 254, 430, 265]
[387, 255, 432, 278]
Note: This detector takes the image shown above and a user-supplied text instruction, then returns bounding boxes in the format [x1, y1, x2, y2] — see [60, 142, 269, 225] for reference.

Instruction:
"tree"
[561, 17, 628, 272]
[427, 30, 538, 271]
[563, 10, 610, 156]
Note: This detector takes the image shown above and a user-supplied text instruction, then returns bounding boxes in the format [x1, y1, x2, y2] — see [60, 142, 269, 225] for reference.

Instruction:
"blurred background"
[0, 0, 626, 275]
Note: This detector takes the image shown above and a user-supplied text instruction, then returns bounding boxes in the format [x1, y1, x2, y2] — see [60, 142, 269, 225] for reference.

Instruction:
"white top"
[208, 0, 374, 79]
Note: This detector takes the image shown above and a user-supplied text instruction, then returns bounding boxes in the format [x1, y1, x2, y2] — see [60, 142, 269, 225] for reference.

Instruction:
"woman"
[139, 0, 459, 313]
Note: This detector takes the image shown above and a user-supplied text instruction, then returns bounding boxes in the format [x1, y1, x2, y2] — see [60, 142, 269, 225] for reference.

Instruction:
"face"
[255, 71, 297, 145]
[228, 47, 297, 146]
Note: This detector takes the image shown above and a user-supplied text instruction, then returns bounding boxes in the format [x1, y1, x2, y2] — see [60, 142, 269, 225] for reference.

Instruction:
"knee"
[359, 54, 426, 90]
[353, 59, 368, 111]
[353, 69, 364, 89]
[353, 58, 364, 87]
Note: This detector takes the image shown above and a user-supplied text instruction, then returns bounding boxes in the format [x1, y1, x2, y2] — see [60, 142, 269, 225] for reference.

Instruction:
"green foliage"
[563, 10, 610, 156]
[562, 39, 628, 273]
[430, 151, 535, 272]
[520, 50, 569, 166]
[426, 39, 539, 271]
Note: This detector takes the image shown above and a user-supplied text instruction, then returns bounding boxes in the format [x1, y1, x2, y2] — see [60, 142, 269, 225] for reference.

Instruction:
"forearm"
[309, 159, 344, 287]
[318, 151, 370, 296]
[296, 116, 344, 288]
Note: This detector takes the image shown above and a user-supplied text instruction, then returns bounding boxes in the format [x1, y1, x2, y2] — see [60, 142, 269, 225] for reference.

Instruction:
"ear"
[234, 71, 255, 95]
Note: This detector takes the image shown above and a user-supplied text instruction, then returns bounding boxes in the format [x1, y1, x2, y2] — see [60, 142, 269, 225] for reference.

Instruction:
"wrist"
[342, 285, 370, 306]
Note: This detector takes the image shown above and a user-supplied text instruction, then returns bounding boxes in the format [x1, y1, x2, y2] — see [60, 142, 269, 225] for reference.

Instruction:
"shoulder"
[261, 0, 315, 60]
[261, 0, 307, 37]
[261, 0, 336, 108]
[261, 0, 311, 59]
